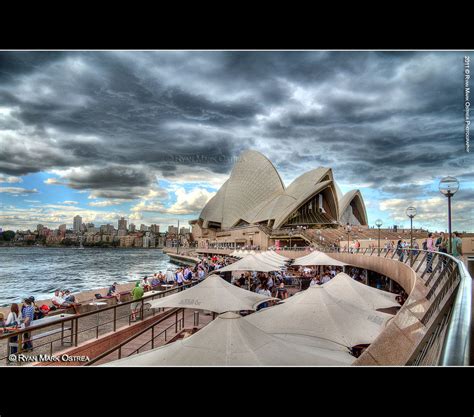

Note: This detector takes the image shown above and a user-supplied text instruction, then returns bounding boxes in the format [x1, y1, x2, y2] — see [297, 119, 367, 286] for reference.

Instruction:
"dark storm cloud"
[0, 52, 67, 82]
[0, 50, 472, 209]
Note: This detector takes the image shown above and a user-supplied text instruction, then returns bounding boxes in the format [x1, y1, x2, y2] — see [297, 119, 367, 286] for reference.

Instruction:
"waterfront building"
[73, 215, 82, 233]
[118, 217, 127, 231]
[156, 234, 165, 247]
[180, 227, 190, 235]
[129, 223, 136, 233]
[140, 224, 149, 232]
[168, 225, 178, 235]
[39, 227, 51, 237]
[37, 224, 44, 233]
[150, 224, 160, 234]
[118, 228, 127, 237]
[58, 224, 67, 236]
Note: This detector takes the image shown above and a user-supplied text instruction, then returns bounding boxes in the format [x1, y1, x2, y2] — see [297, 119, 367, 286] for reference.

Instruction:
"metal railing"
[0, 281, 198, 365]
[326, 247, 471, 366]
[85, 308, 189, 366]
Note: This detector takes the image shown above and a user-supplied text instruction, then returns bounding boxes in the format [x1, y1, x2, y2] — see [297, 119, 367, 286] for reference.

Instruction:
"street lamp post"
[177, 219, 180, 254]
[375, 219, 383, 256]
[345, 225, 352, 253]
[439, 176, 460, 255]
[405, 207, 416, 266]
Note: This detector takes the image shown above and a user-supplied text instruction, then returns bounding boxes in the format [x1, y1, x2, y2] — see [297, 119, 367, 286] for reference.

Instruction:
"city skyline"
[0, 51, 473, 232]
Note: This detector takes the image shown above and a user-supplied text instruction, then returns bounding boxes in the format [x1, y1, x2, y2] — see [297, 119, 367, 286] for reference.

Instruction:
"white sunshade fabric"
[292, 250, 348, 266]
[260, 250, 290, 263]
[148, 274, 275, 314]
[103, 312, 354, 366]
[215, 254, 283, 273]
[262, 250, 289, 262]
[323, 273, 399, 311]
[245, 285, 393, 348]
[253, 252, 287, 268]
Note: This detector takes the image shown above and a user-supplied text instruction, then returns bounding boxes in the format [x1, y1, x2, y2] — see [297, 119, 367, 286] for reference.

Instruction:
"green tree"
[0, 230, 15, 241]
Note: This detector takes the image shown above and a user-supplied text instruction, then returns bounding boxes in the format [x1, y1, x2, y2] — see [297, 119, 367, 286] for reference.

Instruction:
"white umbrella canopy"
[216, 254, 282, 273]
[102, 312, 354, 366]
[253, 252, 286, 268]
[265, 250, 290, 262]
[148, 274, 274, 314]
[323, 273, 399, 311]
[245, 285, 392, 348]
[292, 250, 348, 266]
[259, 251, 289, 265]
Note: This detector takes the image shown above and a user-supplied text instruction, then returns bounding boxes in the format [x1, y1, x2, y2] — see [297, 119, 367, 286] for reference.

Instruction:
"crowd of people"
[0, 296, 52, 354]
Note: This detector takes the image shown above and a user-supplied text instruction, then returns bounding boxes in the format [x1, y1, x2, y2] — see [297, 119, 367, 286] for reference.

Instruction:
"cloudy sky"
[0, 51, 472, 232]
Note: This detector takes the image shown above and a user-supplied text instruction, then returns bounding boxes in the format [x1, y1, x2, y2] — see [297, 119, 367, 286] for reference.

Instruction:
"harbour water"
[0, 247, 174, 306]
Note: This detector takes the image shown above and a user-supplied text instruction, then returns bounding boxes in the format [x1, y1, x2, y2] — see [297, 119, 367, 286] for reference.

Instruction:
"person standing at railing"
[130, 282, 144, 322]
[396, 240, 404, 262]
[354, 240, 361, 253]
[426, 233, 435, 273]
[436, 232, 448, 255]
[5, 303, 21, 357]
[451, 232, 463, 259]
[435, 232, 448, 268]
[21, 297, 34, 351]
[412, 241, 420, 257]
[175, 268, 186, 291]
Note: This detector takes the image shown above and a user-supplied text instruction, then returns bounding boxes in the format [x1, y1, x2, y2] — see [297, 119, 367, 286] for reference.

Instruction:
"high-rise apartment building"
[118, 217, 127, 231]
[73, 215, 82, 233]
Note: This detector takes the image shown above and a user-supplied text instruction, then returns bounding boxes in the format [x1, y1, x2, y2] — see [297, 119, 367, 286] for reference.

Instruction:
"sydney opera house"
[190, 150, 368, 249]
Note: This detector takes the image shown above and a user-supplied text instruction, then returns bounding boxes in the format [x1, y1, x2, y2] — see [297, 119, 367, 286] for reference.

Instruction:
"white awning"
[253, 252, 286, 268]
[148, 275, 275, 314]
[260, 250, 289, 262]
[245, 285, 392, 348]
[215, 254, 283, 273]
[103, 312, 354, 366]
[323, 272, 399, 311]
[292, 250, 348, 266]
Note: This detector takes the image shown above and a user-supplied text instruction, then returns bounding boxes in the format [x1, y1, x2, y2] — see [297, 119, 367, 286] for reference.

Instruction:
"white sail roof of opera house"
[102, 312, 354, 366]
[197, 150, 368, 229]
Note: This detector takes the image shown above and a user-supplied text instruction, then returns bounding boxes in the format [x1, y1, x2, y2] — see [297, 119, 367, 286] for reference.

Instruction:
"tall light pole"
[439, 177, 459, 254]
[375, 219, 383, 256]
[177, 219, 180, 254]
[345, 225, 352, 252]
[405, 207, 416, 265]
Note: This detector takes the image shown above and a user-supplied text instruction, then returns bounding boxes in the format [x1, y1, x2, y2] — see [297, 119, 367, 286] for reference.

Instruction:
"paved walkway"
[93, 308, 214, 365]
